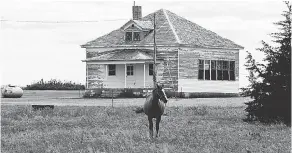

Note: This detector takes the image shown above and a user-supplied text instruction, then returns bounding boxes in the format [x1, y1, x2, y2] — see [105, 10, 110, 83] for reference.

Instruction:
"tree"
[242, 1, 291, 126]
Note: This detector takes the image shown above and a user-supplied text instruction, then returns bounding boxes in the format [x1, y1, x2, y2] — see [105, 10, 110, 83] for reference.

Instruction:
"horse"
[143, 84, 168, 138]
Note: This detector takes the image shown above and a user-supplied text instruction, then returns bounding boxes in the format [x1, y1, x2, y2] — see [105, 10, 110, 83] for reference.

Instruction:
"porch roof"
[83, 49, 163, 62]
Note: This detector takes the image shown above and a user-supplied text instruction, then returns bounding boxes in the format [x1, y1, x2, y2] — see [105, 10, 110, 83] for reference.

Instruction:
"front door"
[126, 64, 136, 88]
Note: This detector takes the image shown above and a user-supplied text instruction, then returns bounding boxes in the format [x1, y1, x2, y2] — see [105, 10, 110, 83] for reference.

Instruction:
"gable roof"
[133, 20, 154, 30]
[121, 20, 154, 30]
[82, 9, 243, 49]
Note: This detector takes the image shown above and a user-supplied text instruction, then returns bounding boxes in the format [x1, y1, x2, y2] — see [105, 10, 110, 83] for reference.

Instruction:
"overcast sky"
[0, 0, 286, 87]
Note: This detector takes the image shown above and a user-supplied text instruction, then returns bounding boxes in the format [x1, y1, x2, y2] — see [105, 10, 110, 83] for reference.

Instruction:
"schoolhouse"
[81, 5, 243, 96]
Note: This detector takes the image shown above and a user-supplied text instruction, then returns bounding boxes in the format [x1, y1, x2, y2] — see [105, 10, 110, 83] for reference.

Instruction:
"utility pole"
[153, 13, 157, 87]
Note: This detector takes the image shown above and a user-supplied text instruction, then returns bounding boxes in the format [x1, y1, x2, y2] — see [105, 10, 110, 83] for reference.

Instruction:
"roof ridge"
[162, 9, 181, 44]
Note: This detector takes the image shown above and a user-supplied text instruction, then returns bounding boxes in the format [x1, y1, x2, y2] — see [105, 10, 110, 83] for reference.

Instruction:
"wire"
[0, 18, 128, 24]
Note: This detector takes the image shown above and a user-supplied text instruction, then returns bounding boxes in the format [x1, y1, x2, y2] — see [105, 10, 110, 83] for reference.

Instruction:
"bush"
[117, 89, 144, 98]
[24, 79, 85, 90]
[83, 89, 103, 98]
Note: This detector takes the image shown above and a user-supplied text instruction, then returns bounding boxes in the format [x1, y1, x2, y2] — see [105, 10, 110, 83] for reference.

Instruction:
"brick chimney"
[132, 3, 142, 20]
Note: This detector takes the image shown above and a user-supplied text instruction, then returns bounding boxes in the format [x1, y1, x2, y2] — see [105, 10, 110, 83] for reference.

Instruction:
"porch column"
[210, 60, 211, 80]
[105, 64, 108, 80]
[124, 64, 127, 88]
[143, 63, 146, 88]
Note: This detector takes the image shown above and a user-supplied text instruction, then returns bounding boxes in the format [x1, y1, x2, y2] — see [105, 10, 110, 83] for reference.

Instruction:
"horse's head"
[155, 84, 168, 103]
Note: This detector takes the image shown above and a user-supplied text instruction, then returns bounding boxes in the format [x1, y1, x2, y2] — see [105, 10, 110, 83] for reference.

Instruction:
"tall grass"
[24, 79, 85, 90]
[1, 105, 290, 153]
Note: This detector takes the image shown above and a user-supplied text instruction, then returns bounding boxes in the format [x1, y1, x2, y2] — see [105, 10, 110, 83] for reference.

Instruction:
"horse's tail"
[134, 107, 144, 113]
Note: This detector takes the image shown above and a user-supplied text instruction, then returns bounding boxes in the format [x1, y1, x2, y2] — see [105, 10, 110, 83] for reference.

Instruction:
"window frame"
[222, 61, 229, 80]
[108, 64, 116, 76]
[149, 64, 153, 76]
[229, 61, 235, 81]
[133, 32, 140, 41]
[204, 60, 211, 80]
[211, 60, 217, 80]
[125, 32, 132, 41]
[127, 65, 134, 76]
[198, 59, 236, 81]
[198, 60, 204, 80]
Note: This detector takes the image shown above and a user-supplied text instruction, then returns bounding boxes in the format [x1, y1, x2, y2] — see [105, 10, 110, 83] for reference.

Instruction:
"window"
[149, 64, 153, 75]
[217, 61, 223, 80]
[198, 59, 236, 81]
[211, 60, 216, 80]
[125, 31, 141, 41]
[108, 64, 116, 76]
[204, 60, 210, 80]
[223, 61, 229, 80]
[127, 65, 134, 76]
[133, 32, 140, 41]
[125, 32, 132, 41]
[198, 60, 204, 80]
[230, 61, 235, 80]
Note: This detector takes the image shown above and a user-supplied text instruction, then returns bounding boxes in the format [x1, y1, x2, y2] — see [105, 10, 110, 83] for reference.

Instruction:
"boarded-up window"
[204, 60, 210, 80]
[230, 61, 235, 80]
[133, 32, 140, 41]
[149, 64, 153, 75]
[211, 60, 216, 80]
[198, 60, 204, 80]
[108, 65, 116, 76]
[125, 32, 132, 41]
[127, 65, 134, 76]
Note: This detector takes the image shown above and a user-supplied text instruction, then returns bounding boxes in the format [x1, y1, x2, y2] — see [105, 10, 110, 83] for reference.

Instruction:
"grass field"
[1, 104, 290, 153]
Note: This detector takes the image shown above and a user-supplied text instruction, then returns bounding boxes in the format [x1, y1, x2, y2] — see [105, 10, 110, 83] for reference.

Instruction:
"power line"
[0, 18, 128, 24]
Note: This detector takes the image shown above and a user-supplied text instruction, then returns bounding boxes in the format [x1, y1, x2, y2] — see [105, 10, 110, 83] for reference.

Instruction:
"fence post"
[112, 89, 114, 108]
[175, 88, 177, 101]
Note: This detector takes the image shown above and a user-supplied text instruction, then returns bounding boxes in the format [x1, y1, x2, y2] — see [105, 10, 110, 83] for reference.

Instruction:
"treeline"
[24, 79, 85, 90]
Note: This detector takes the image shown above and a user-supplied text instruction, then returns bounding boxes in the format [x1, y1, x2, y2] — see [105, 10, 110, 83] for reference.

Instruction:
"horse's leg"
[155, 115, 161, 137]
[148, 116, 153, 138]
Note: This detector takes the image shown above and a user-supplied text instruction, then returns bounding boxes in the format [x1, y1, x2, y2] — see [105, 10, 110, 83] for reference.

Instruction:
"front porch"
[87, 62, 155, 89]
[83, 49, 163, 89]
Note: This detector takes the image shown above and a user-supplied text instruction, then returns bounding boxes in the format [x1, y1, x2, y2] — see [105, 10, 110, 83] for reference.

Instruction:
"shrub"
[83, 89, 103, 98]
[117, 89, 143, 98]
[24, 79, 85, 90]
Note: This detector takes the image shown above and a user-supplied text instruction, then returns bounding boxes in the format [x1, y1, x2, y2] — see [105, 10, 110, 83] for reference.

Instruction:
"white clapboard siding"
[103, 63, 153, 88]
[103, 64, 125, 88]
[103, 80, 125, 88]
[178, 79, 239, 93]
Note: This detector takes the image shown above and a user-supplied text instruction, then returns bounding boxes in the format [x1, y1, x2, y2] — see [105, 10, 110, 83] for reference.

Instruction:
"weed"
[1, 105, 290, 153]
